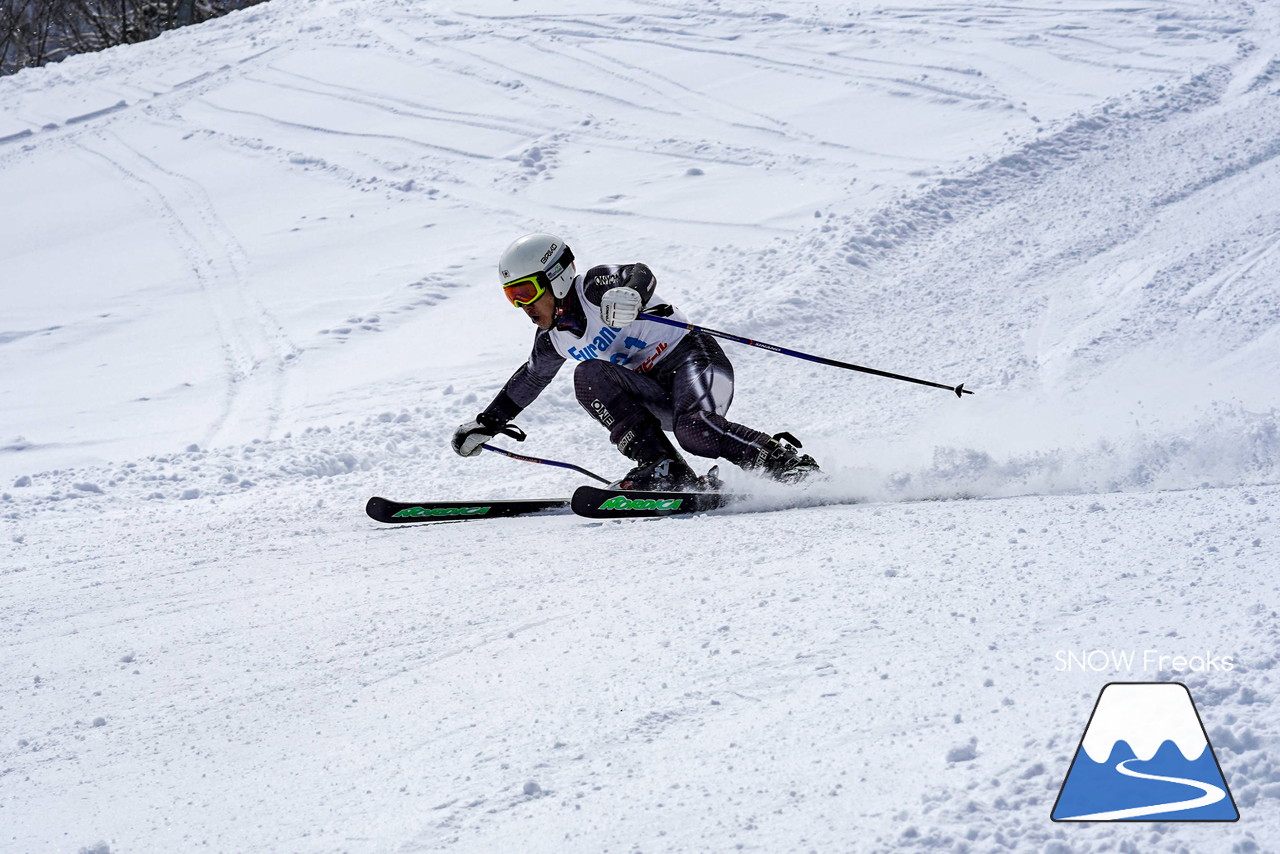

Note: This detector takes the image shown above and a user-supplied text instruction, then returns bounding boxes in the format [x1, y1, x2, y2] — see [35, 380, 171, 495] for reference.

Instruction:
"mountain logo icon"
[1051, 682, 1239, 821]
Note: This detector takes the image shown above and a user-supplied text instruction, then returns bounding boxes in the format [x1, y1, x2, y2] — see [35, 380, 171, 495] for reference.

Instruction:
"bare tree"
[2, 0, 266, 76]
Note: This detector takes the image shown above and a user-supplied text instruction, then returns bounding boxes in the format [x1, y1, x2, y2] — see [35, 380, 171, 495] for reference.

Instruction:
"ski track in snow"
[75, 128, 300, 447]
[2, 0, 1280, 852]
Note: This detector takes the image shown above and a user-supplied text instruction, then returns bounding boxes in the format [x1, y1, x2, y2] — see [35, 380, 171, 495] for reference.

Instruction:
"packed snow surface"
[2, 0, 1279, 852]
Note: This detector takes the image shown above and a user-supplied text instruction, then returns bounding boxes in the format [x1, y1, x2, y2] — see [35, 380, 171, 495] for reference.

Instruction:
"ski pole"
[639, 309, 974, 397]
[480, 424, 612, 484]
[482, 444, 611, 484]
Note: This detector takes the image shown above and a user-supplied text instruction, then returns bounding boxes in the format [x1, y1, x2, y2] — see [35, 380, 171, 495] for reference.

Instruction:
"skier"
[450, 233, 820, 491]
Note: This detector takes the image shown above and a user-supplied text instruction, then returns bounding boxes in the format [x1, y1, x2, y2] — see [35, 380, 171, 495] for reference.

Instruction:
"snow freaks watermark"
[1051, 682, 1239, 821]
[1054, 649, 1236, 673]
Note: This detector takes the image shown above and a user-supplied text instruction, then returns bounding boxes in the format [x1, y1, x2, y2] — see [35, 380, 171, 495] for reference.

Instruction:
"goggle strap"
[544, 245, 575, 282]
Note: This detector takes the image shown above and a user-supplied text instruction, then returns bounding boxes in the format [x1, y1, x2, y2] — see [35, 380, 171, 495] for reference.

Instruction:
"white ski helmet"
[498, 232, 577, 300]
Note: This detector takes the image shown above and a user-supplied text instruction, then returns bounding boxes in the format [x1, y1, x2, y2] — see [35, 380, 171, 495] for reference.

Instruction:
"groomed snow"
[1, 1, 1278, 852]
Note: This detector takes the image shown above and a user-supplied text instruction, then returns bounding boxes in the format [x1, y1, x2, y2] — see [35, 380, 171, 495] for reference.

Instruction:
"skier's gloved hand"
[600, 287, 643, 327]
[451, 413, 506, 457]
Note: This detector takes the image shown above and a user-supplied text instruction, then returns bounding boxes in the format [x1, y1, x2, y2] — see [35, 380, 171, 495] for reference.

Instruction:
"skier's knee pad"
[573, 360, 621, 413]
[573, 359, 609, 402]
[575, 360, 647, 437]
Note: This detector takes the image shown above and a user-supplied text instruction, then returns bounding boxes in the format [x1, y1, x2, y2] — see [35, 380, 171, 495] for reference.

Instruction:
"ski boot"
[755, 432, 821, 484]
[610, 415, 705, 491]
[613, 455, 702, 491]
[698, 465, 724, 491]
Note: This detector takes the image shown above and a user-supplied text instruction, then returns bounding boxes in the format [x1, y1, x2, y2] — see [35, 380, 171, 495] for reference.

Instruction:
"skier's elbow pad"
[625, 263, 656, 302]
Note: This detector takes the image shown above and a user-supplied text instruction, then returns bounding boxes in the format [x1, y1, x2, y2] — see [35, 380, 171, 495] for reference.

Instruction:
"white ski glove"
[452, 416, 500, 457]
[600, 286, 643, 327]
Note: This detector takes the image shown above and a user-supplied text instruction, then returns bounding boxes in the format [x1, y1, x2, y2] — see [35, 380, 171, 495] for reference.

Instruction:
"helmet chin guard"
[499, 232, 576, 299]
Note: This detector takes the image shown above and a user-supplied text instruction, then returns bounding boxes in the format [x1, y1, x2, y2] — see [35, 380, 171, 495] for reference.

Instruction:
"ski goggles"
[502, 272, 550, 308]
[502, 245, 575, 308]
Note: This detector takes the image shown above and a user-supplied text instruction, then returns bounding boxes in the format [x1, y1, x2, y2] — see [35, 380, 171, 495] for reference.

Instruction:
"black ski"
[366, 495, 570, 524]
[570, 485, 735, 519]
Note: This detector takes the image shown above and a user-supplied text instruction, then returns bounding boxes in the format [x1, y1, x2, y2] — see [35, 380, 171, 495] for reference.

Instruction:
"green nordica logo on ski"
[393, 505, 492, 518]
[598, 495, 684, 512]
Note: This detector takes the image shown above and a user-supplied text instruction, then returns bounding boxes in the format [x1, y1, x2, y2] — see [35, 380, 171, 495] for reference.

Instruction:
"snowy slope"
[2, 1, 1279, 852]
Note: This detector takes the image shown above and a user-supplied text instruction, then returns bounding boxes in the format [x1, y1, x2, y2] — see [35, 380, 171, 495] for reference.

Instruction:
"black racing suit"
[481, 263, 775, 469]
